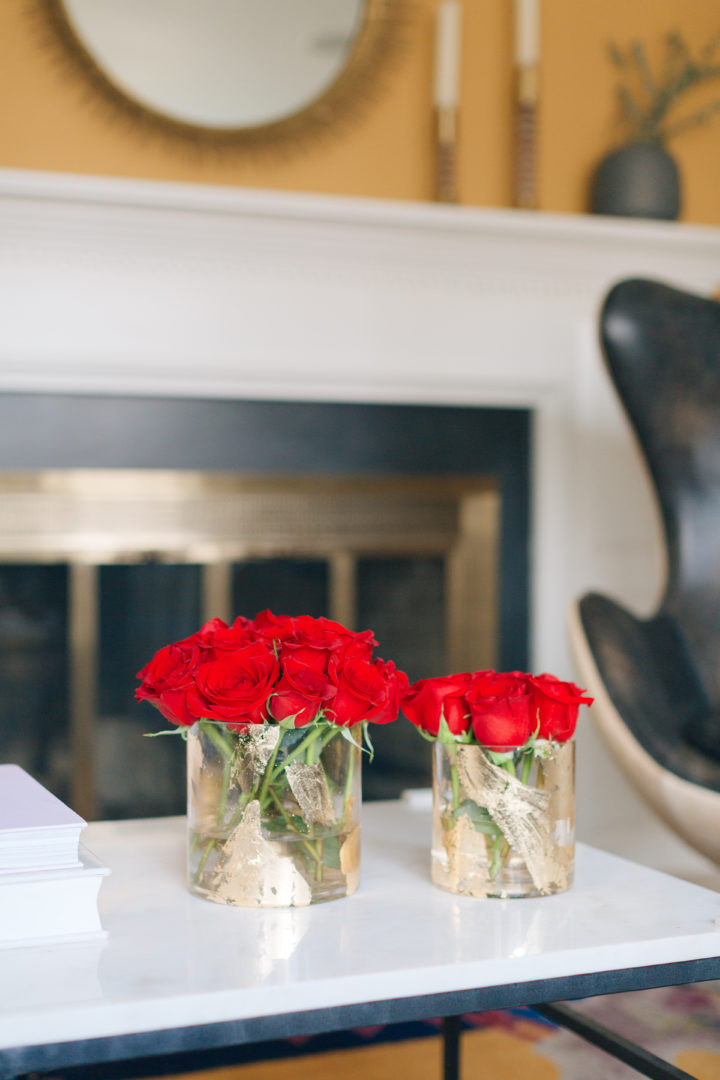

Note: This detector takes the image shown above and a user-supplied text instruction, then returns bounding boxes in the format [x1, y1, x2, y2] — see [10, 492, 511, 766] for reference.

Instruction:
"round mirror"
[41, 0, 405, 148]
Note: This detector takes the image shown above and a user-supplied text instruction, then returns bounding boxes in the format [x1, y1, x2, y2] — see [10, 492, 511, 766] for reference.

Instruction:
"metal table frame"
[2, 808, 719, 1080]
[6, 956, 720, 1078]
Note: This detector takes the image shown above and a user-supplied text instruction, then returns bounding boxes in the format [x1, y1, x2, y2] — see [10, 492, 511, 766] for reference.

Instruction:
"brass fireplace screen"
[1, 471, 499, 819]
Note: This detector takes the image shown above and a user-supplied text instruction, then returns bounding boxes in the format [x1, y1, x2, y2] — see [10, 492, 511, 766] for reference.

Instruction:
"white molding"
[2, 167, 719, 405]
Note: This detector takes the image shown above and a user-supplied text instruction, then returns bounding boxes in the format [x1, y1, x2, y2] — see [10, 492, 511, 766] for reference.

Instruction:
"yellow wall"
[1, 1, 719, 223]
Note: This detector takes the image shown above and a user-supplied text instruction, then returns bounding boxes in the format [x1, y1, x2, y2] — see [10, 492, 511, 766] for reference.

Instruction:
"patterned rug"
[473, 981, 720, 1078]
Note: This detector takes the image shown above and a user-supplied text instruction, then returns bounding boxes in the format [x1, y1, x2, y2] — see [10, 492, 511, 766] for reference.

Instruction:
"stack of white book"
[0, 764, 109, 947]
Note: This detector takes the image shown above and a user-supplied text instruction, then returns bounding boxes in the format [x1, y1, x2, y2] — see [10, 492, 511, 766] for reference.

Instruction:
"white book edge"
[0, 765, 86, 831]
[0, 928, 108, 951]
[0, 844, 108, 884]
[0, 843, 110, 947]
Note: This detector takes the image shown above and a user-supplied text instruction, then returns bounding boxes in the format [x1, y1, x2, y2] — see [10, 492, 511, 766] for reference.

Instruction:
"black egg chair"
[571, 277, 720, 864]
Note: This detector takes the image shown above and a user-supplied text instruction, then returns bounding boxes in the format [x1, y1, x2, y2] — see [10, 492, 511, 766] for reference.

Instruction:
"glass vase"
[187, 720, 361, 907]
[431, 739, 575, 899]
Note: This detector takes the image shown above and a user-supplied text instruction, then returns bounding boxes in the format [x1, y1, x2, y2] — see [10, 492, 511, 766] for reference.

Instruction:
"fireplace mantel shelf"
[2, 166, 719, 250]
[1, 166, 719, 407]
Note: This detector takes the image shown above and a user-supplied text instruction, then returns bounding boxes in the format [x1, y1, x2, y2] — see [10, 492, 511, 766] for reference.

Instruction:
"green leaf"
[290, 814, 309, 835]
[361, 721, 375, 763]
[278, 714, 301, 731]
[264, 814, 308, 837]
[339, 725, 372, 757]
[488, 834, 505, 880]
[199, 719, 235, 760]
[436, 712, 458, 745]
[144, 727, 188, 741]
[455, 799, 498, 835]
[322, 835, 342, 870]
[486, 748, 515, 767]
[263, 817, 288, 834]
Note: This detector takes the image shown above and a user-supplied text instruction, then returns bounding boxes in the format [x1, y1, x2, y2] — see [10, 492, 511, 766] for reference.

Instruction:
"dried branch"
[609, 29, 720, 144]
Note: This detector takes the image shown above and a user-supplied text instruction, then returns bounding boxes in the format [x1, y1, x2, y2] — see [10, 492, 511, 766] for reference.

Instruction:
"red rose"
[316, 617, 377, 657]
[135, 640, 199, 727]
[187, 641, 279, 725]
[190, 617, 231, 645]
[277, 616, 341, 674]
[466, 670, 533, 747]
[363, 659, 410, 725]
[330, 650, 407, 727]
[251, 610, 296, 645]
[401, 673, 472, 736]
[529, 673, 593, 741]
[269, 655, 336, 728]
[183, 616, 256, 659]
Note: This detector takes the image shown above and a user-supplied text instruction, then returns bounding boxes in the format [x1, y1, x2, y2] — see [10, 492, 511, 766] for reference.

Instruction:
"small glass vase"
[187, 720, 361, 907]
[431, 739, 575, 899]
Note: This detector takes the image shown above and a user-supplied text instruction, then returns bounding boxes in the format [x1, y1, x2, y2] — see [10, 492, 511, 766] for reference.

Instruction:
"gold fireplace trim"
[1, 471, 499, 818]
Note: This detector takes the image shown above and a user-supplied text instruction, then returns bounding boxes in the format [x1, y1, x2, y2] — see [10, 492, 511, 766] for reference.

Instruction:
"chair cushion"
[579, 592, 720, 791]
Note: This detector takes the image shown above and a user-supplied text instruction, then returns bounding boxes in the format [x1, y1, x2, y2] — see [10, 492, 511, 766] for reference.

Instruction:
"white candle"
[514, 0, 539, 66]
[434, 1, 462, 109]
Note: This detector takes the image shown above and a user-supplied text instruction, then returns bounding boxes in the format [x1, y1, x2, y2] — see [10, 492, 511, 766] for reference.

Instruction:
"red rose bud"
[251, 610, 297, 644]
[362, 659, 410, 726]
[466, 671, 533, 747]
[269, 655, 337, 728]
[186, 641, 279, 726]
[316, 617, 377, 655]
[276, 614, 345, 674]
[184, 616, 258, 658]
[135, 640, 199, 727]
[529, 673, 594, 741]
[330, 652, 407, 727]
[400, 673, 473, 737]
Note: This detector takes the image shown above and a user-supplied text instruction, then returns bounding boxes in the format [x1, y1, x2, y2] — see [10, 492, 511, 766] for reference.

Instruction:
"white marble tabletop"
[1, 800, 720, 1054]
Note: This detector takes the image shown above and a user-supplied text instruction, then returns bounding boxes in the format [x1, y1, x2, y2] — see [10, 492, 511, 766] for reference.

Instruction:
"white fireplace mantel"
[2, 166, 720, 841]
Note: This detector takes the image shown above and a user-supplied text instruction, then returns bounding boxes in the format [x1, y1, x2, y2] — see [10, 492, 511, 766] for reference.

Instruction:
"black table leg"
[535, 1003, 697, 1080]
[442, 1015, 462, 1080]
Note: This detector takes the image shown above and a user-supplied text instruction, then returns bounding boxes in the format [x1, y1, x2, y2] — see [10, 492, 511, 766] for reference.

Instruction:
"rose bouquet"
[401, 670, 593, 898]
[136, 611, 408, 907]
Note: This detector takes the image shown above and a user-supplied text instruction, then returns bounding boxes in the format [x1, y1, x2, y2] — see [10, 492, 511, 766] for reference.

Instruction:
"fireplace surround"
[0, 401, 524, 818]
[2, 167, 720, 837]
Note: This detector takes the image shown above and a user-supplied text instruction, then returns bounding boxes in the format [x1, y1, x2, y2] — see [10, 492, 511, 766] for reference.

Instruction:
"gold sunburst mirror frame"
[35, 0, 411, 153]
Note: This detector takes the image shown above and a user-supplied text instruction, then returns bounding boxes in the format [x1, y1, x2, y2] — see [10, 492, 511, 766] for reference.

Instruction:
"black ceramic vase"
[590, 142, 680, 221]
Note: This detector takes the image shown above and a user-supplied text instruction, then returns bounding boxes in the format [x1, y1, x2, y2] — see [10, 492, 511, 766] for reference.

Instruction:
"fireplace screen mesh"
[0, 472, 498, 818]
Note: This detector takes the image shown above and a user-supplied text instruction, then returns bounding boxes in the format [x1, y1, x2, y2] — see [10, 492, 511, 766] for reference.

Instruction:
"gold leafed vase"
[431, 739, 575, 899]
[187, 720, 361, 907]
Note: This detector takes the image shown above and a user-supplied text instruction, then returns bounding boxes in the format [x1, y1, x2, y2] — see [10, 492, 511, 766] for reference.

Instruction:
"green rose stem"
[268, 723, 330, 783]
[486, 752, 517, 880]
[195, 719, 237, 826]
[194, 720, 351, 890]
[257, 725, 285, 806]
[191, 721, 237, 884]
[224, 724, 338, 832]
[201, 718, 235, 761]
[318, 724, 341, 757]
[194, 835, 216, 883]
[342, 734, 356, 824]
[266, 787, 323, 867]
[448, 742, 461, 812]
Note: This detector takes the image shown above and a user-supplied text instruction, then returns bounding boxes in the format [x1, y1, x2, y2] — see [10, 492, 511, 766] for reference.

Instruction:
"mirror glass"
[61, 0, 367, 129]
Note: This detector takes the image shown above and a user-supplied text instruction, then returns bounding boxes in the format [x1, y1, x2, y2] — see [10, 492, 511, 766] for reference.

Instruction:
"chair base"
[569, 600, 720, 867]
